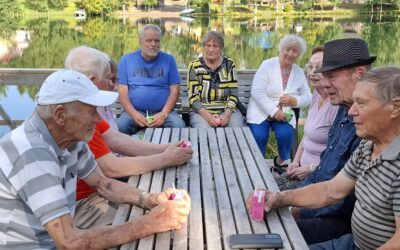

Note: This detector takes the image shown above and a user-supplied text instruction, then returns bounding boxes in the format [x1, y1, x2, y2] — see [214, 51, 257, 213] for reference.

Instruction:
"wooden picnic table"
[111, 127, 308, 250]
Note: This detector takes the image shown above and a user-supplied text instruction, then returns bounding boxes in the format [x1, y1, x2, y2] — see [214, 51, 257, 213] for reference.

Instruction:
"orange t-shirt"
[76, 119, 111, 201]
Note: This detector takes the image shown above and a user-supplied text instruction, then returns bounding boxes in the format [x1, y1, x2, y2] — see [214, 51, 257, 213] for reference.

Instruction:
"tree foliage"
[23, 0, 68, 12]
[80, 0, 119, 15]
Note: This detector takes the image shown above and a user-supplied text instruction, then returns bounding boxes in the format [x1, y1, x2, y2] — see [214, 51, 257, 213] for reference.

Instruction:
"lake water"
[1, 15, 400, 136]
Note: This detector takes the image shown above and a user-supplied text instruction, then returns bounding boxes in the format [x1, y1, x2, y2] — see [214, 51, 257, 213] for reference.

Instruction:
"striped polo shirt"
[342, 136, 400, 249]
[0, 114, 97, 249]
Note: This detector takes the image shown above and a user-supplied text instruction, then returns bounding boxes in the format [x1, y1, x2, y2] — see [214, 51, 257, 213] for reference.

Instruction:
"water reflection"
[1, 15, 399, 70]
[1, 15, 400, 129]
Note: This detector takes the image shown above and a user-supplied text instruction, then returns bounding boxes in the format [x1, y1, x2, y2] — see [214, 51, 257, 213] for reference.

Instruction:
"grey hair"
[64, 46, 110, 81]
[278, 34, 307, 58]
[139, 24, 162, 40]
[36, 101, 81, 120]
[202, 31, 224, 49]
[358, 66, 400, 104]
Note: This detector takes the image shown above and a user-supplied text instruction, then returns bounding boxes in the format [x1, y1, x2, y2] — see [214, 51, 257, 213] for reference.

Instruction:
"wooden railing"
[0, 68, 255, 127]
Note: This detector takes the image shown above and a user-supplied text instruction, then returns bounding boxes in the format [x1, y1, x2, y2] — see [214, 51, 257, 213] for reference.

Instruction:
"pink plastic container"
[251, 190, 266, 221]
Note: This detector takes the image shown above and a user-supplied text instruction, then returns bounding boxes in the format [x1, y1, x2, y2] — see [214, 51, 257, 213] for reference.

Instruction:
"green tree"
[143, 0, 158, 8]
[80, 0, 119, 15]
[48, 0, 68, 10]
[0, 0, 21, 38]
[24, 0, 49, 12]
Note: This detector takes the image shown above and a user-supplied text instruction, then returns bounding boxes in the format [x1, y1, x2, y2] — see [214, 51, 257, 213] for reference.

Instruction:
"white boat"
[180, 8, 196, 15]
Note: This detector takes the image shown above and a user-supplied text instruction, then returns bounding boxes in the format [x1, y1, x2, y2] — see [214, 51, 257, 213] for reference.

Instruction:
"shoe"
[271, 156, 288, 175]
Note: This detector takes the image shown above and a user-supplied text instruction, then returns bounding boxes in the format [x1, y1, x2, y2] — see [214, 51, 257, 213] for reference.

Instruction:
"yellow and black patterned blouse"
[187, 57, 238, 114]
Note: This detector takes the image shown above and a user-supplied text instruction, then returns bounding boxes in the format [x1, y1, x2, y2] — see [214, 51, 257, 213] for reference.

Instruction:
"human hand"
[218, 110, 232, 127]
[133, 112, 148, 127]
[273, 109, 286, 122]
[288, 165, 313, 181]
[286, 161, 300, 176]
[139, 193, 191, 233]
[279, 95, 297, 107]
[148, 112, 167, 127]
[205, 113, 220, 127]
[246, 189, 284, 214]
[163, 141, 193, 166]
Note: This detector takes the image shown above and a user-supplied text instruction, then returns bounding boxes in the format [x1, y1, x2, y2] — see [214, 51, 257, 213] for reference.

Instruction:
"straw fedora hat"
[315, 38, 376, 73]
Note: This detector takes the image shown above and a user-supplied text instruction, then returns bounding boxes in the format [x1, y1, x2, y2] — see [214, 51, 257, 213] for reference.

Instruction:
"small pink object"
[180, 140, 191, 148]
[169, 191, 184, 200]
[251, 190, 266, 221]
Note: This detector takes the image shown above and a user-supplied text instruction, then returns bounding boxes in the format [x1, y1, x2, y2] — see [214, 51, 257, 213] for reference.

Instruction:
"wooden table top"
[112, 127, 308, 250]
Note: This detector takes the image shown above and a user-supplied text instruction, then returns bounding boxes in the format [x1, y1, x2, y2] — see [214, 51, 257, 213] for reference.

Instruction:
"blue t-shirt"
[118, 50, 180, 113]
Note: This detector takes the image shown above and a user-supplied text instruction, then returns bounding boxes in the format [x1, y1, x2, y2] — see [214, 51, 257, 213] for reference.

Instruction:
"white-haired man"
[117, 24, 186, 135]
[64, 46, 193, 229]
[0, 70, 191, 249]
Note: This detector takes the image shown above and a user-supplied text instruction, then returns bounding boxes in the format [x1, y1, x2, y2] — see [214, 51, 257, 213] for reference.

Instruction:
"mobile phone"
[229, 233, 283, 249]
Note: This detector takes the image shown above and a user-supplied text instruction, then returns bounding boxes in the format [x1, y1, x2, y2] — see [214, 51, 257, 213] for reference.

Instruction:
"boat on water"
[180, 8, 196, 15]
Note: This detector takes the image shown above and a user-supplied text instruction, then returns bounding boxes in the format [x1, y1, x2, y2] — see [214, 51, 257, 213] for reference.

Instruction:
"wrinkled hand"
[148, 112, 166, 128]
[286, 161, 300, 176]
[246, 189, 284, 214]
[139, 190, 191, 233]
[273, 109, 286, 122]
[163, 141, 193, 166]
[218, 111, 232, 127]
[205, 113, 220, 127]
[279, 95, 297, 107]
[133, 112, 147, 127]
[287, 165, 312, 181]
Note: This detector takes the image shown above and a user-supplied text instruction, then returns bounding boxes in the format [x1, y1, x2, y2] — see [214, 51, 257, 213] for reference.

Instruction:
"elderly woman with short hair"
[187, 31, 245, 128]
[247, 34, 312, 165]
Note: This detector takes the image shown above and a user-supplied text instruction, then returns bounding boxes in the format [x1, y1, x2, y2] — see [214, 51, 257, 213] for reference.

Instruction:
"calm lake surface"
[1, 15, 400, 136]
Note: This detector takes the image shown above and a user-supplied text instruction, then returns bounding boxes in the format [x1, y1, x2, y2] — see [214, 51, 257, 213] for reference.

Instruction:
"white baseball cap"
[36, 69, 118, 106]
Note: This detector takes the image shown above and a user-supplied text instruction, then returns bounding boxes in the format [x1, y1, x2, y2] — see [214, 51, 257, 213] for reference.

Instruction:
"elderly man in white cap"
[0, 70, 191, 249]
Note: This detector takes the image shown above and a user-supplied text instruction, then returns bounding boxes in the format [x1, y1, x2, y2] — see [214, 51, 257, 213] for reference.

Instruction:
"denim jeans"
[117, 110, 185, 135]
[309, 234, 358, 250]
[297, 216, 352, 245]
[248, 119, 293, 160]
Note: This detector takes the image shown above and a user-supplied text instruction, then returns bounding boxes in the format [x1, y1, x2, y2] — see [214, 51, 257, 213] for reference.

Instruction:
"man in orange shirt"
[65, 46, 193, 229]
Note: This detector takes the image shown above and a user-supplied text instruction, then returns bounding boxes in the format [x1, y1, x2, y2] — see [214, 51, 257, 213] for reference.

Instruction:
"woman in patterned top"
[187, 31, 245, 128]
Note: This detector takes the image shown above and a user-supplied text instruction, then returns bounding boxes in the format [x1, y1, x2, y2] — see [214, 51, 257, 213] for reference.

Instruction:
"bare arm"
[378, 217, 400, 249]
[95, 142, 193, 178]
[45, 168, 191, 249]
[265, 171, 356, 211]
[118, 85, 147, 127]
[102, 127, 167, 156]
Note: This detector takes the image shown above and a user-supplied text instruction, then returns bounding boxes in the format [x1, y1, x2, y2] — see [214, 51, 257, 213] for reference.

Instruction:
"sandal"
[271, 156, 288, 175]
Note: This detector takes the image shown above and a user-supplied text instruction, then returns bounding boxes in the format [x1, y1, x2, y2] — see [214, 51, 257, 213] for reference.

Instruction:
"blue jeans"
[309, 234, 358, 250]
[117, 110, 185, 135]
[297, 216, 352, 245]
[248, 119, 293, 160]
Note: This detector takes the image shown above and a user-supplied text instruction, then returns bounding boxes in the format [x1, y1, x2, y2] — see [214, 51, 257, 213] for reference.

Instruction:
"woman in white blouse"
[247, 34, 312, 166]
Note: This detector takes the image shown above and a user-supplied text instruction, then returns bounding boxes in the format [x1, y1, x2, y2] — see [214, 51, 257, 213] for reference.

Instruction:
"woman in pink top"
[285, 47, 339, 181]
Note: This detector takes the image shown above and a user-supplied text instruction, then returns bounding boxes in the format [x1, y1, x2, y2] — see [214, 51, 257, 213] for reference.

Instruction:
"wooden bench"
[111, 69, 254, 119]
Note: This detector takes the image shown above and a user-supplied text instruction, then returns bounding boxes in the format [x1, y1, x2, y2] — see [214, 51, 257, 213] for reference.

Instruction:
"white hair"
[139, 24, 162, 40]
[64, 46, 110, 80]
[279, 34, 307, 58]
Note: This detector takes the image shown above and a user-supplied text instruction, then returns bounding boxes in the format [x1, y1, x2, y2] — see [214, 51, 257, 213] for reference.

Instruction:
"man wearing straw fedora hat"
[249, 38, 376, 245]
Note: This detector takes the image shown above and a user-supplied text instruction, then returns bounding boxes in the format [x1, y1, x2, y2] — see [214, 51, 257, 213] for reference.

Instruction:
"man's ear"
[53, 105, 66, 126]
[354, 66, 368, 81]
[391, 97, 400, 119]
